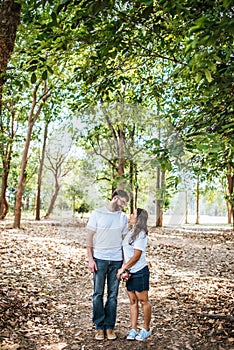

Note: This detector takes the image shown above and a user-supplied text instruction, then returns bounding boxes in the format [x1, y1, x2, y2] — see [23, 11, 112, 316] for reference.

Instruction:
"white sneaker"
[135, 328, 152, 341]
[126, 329, 139, 340]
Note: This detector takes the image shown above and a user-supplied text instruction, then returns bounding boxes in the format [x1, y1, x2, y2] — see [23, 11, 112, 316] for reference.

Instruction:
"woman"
[117, 208, 152, 341]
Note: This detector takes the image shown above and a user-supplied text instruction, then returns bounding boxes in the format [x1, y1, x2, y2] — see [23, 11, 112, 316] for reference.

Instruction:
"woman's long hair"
[130, 208, 148, 243]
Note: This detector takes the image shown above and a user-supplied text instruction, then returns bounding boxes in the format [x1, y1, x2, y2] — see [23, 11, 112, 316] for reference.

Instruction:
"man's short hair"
[112, 189, 129, 202]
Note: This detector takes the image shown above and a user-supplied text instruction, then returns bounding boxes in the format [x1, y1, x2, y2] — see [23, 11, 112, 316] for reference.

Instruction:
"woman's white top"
[122, 230, 148, 273]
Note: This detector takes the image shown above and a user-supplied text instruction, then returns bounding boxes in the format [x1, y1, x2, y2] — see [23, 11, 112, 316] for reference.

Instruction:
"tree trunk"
[226, 173, 234, 226]
[43, 144, 70, 219]
[129, 160, 134, 214]
[13, 122, 33, 228]
[13, 83, 50, 228]
[0, 1, 20, 218]
[134, 165, 138, 210]
[104, 111, 126, 189]
[156, 167, 162, 226]
[72, 195, 76, 214]
[195, 177, 200, 225]
[185, 190, 188, 224]
[160, 170, 165, 225]
[45, 177, 60, 218]
[117, 129, 125, 189]
[35, 119, 49, 220]
[0, 1, 21, 114]
[0, 168, 9, 219]
[156, 168, 165, 227]
[0, 140, 13, 219]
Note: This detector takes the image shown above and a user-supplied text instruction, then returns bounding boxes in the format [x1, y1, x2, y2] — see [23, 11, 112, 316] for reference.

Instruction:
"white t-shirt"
[122, 230, 148, 273]
[87, 206, 128, 261]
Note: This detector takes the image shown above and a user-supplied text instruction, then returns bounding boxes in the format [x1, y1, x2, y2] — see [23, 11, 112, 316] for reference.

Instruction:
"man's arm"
[86, 229, 97, 273]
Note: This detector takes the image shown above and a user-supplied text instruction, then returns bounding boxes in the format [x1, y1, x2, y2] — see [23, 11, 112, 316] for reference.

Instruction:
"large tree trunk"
[0, 1, 21, 113]
[13, 122, 33, 228]
[0, 169, 9, 219]
[0, 97, 16, 219]
[0, 1, 21, 220]
[13, 83, 50, 228]
[35, 119, 50, 220]
[0, 154, 12, 219]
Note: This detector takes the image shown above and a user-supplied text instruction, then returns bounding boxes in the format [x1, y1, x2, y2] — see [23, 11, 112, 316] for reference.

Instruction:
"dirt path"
[0, 219, 233, 350]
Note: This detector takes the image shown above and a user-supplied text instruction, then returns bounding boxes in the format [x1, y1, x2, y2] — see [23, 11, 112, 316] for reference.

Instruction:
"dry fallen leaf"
[0, 220, 233, 350]
[42, 343, 67, 350]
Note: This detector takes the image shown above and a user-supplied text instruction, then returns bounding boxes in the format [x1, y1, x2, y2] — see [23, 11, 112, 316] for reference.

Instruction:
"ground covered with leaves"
[0, 218, 233, 350]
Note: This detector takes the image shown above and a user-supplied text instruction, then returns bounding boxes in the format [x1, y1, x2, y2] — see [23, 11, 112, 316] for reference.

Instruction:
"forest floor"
[0, 217, 233, 350]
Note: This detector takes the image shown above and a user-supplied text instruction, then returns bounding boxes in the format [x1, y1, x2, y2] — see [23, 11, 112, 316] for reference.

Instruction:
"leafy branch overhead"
[0, 0, 233, 226]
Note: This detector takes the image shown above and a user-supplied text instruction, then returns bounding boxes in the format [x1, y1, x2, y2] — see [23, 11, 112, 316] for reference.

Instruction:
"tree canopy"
[0, 0, 233, 226]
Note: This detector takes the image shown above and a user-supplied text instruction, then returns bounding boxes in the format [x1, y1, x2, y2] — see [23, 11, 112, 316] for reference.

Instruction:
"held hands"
[117, 267, 124, 280]
[117, 267, 131, 282]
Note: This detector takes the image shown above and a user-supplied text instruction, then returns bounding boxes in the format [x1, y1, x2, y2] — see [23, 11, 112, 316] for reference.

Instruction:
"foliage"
[0, 0, 233, 221]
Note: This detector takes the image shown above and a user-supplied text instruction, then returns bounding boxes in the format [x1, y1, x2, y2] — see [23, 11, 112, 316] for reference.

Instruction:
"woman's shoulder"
[138, 230, 147, 239]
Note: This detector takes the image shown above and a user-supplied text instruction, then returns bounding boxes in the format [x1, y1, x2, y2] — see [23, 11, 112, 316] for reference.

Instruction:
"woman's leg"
[135, 290, 151, 331]
[127, 291, 139, 330]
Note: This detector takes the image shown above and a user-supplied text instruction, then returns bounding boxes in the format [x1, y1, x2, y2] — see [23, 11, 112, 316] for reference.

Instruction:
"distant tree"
[76, 202, 91, 219]
[44, 128, 73, 218]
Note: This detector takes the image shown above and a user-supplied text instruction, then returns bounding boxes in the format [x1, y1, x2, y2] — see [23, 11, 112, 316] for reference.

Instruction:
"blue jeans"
[93, 258, 122, 330]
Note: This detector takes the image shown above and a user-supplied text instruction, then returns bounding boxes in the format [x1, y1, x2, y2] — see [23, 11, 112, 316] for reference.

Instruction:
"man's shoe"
[135, 328, 152, 341]
[106, 329, 117, 340]
[126, 329, 139, 340]
[95, 330, 105, 340]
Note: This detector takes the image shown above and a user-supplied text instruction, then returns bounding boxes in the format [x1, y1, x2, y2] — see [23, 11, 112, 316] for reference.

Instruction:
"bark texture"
[0, 1, 21, 110]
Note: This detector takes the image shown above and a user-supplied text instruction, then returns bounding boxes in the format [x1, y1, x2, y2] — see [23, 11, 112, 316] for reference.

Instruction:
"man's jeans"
[93, 258, 122, 330]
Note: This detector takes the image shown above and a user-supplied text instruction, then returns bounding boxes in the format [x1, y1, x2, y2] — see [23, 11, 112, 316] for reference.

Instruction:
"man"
[86, 189, 129, 341]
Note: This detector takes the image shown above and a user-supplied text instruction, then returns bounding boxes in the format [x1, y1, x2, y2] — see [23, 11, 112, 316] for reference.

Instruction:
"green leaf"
[207, 62, 217, 72]
[197, 144, 210, 151]
[221, 122, 234, 130]
[47, 66, 54, 74]
[42, 70, 48, 81]
[27, 65, 37, 72]
[184, 43, 192, 54]
[195, 72, 202, 83]
[204, 69, 212, 82]
[223, 0, 233, 8]
[29, 59, 39, 65]
[31, 72, 37, 84]
[51, 11, 57, 21]
[140, 0, 153, 4]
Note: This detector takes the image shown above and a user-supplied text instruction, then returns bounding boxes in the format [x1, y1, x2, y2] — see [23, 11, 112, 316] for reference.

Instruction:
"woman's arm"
[117, 249, 142, 279]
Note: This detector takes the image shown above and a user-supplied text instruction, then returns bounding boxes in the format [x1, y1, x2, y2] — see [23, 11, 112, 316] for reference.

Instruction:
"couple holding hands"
[86, 190, 152, 342]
